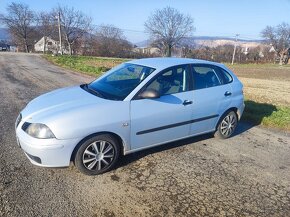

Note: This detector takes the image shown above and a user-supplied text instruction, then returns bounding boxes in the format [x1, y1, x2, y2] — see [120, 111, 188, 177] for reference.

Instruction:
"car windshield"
[87, 63, 155, 100]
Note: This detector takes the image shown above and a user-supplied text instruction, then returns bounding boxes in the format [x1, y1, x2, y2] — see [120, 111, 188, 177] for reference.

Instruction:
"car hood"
[21, 86, 106, 121]
[20, 85, 130, 140]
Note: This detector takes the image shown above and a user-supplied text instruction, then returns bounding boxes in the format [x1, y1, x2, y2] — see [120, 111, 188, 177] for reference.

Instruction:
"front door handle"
[224, 91, 232, 96]
[183, 100, 193, 106]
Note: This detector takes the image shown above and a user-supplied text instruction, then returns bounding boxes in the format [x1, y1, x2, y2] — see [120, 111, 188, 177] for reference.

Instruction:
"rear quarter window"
[214, 67, 233, 84]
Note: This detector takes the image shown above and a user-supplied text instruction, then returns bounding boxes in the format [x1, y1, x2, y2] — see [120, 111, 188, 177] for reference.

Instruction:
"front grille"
[15, 113, 22, 128]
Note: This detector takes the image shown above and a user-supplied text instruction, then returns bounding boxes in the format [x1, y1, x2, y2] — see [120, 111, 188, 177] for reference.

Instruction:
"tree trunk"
[43, 36, 47, 54]
[279, 55, 283, 65]
[68, 43, 72, 55]
[279, 48, 290, 65]
[166, 44, 172, 57]
[24, 38, 29, 53]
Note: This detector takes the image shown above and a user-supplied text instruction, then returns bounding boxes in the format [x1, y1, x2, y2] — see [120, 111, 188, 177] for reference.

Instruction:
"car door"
[130, 64, 194, 150]
[189, 64, 233, 135]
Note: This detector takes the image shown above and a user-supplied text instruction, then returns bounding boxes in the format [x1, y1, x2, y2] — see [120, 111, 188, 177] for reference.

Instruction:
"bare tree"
[261, 23, 290, 65]
[54, 6, 92, 55]
[94, 24, 132, 57]
[144, 7, 195, 57]
[0, 2, 35, 52]
[36, 12, 57, 53]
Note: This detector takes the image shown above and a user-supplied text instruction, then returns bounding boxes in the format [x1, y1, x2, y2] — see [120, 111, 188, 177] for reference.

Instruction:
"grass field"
[229, 64, 290, 107]
[44, 55, 128, 76]
[229, 64, 290, 131]
[44, 55, 290, 131]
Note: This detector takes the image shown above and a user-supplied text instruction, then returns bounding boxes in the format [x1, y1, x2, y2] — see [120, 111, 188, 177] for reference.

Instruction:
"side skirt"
[123, 128, 216, 155]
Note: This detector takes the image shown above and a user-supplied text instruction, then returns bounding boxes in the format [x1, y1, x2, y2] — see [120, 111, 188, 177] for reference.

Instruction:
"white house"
[34, 36, 59, 53]
[133, 46, 161, 56]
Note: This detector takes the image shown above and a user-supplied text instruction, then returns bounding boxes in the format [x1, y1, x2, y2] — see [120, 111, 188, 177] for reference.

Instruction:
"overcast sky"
[1, 0, 290, 43]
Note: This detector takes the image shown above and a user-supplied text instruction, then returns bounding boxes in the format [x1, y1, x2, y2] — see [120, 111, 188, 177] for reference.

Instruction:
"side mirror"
[138, 89, 160, 99]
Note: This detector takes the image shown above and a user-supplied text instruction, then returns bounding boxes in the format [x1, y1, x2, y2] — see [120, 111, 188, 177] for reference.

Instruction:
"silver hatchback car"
[15, 58, 244, 175]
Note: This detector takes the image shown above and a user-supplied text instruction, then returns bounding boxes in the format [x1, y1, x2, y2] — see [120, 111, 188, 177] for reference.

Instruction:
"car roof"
[127, 57, 222, 70]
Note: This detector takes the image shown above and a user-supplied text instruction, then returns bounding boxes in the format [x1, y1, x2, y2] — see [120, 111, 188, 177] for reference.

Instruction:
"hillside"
[0, 28, 10, 41]
[135, 36, 263, 48]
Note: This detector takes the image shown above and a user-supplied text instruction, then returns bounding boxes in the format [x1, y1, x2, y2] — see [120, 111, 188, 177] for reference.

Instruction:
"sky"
[1, 0, 290, 43]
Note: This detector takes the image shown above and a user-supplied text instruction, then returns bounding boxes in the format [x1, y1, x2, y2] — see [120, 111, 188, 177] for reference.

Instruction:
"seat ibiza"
[15, 58, 244, 175]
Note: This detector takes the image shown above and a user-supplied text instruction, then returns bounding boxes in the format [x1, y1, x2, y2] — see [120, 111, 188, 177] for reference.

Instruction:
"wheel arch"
[70, 131, 126, 162]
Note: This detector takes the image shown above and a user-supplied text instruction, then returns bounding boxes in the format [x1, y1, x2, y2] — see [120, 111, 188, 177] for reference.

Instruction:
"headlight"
[22, 123, 55, 139]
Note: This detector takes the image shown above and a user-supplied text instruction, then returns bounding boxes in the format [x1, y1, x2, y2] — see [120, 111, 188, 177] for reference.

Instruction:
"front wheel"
[214, 111, 238, 139]
[74, 134, 120, 175]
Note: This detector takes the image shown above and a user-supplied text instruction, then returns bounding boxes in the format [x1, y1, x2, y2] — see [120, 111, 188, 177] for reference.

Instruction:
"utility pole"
[57, 11, 63, 55]
[231, 34, 239, 65]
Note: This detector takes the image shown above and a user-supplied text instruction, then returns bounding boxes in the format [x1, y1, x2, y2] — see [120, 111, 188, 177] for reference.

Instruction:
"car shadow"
[117, 133, 212, 169]
[117, 121, 250, 169]
[230, 121, 255, 138]
[242, 100, 277, 125]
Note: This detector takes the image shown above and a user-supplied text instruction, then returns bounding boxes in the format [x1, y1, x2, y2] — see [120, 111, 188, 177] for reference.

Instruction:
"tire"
[214, 111, 238, 139]
[74, 134, 120, 175]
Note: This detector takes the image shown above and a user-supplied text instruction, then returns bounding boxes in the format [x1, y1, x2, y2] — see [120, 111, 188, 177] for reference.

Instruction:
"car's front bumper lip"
[16, 123, 81, 167]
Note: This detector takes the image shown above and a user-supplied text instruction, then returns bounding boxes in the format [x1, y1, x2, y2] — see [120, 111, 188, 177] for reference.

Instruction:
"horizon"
[1, 0, 290, 43]
[0, 26, 263, 45]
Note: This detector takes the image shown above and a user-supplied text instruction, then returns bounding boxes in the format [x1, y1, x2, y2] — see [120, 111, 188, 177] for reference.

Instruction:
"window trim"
[132, 64, 193, 100]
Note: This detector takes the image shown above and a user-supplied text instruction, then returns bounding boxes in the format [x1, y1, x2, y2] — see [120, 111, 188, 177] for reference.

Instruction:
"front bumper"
[16, 123, 81, 167]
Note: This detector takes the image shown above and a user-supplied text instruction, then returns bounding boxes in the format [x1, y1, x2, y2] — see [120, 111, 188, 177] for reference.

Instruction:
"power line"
[92, 24, 148, 34]
[92, 26, 262, 41]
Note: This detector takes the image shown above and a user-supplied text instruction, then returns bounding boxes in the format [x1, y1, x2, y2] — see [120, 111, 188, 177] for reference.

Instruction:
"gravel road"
[0, 52, 290, 217]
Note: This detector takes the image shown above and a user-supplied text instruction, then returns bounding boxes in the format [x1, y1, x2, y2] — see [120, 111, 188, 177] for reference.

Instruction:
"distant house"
[269, 45, 276, 53]
[34, 36, 59, 53]
[133, 46, 160, 56]
[242, 47, 249, 55]
[34, 36, 70, 54]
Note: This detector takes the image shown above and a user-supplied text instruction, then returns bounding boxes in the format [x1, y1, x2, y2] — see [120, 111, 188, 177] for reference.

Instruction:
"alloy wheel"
[82, 140, 115, 171]
[220, 112, 237, 137]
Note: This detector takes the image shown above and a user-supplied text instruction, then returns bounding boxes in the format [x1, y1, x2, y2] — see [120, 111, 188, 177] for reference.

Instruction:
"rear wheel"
[214, 111, 238, 139]
[74, 134, 120, 175]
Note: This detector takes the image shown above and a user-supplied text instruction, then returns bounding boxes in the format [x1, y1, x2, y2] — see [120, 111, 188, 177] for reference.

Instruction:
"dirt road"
[0, 53, 290, 216]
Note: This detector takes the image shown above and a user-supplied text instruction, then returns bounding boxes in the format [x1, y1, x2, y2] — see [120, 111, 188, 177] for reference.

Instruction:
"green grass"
[242, 100, 290, 131]
[44, 55, 128, 76]
[43, 55, 290, 131]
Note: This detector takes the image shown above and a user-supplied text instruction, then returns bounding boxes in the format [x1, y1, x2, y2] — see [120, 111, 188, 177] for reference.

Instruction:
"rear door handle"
[224, 91, 232, 96]
[183, 100, 193, 106]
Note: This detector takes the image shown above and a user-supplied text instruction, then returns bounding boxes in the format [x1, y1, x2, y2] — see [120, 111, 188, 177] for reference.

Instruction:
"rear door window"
[191, 65, 221, 90]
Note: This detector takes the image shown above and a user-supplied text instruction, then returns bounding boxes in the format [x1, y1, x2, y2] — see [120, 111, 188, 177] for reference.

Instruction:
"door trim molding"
[136, 114, 219, 135]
